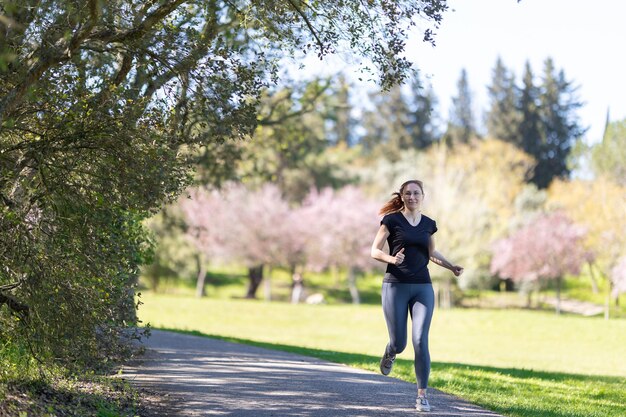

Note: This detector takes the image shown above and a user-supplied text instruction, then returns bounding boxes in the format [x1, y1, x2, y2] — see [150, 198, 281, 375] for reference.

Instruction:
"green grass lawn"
[138, 292, 626, 417]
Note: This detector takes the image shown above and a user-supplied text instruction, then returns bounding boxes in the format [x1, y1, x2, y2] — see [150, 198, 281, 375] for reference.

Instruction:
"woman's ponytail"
[378, 192, 404, 216]
[378, 180, 424, 216]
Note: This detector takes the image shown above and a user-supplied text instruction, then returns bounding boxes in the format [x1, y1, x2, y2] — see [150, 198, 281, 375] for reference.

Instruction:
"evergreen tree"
[360, 77, 438, 158]
[328, 74, 354, 147]
[534, 58, 586, 188]
[385, 85, 414, 151]
[518, 61, 543, 160]
[591, 115, 626, 185]
[360, 84, 413, 159]
[405, 73, 439, 148]
[445, 68, 477, 145]
[486, 57, 522, 144]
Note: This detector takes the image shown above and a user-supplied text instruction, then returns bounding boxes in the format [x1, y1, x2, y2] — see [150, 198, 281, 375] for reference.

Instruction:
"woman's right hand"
[393, 248, 405, 265]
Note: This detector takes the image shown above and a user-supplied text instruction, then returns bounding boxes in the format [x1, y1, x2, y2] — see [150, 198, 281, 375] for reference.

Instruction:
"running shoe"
[379, 350, 395, 375]
[416, 396, 431, 412]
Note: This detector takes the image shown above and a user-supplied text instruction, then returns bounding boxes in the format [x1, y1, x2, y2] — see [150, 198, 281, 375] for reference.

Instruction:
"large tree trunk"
[246, 265, 264, 299]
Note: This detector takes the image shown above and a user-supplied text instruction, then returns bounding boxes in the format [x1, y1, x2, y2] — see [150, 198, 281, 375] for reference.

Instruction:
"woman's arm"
[371, 224, 404, 265]
[428, 236, 464, 276]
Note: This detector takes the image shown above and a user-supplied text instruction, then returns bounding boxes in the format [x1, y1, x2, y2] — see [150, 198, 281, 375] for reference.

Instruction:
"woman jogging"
[370, 179, 463, 413]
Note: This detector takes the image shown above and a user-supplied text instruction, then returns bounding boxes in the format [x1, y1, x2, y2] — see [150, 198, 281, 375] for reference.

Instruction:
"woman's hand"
[451, 265, 464, 276]
[393, 248, 405, 265]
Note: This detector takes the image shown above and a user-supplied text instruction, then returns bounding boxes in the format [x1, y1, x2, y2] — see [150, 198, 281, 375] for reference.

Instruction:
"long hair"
[378, 180, 424, 216]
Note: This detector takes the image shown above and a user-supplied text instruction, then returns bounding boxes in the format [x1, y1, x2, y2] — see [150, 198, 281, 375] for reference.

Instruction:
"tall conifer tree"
[361, 76, 437, 157]
[518, 61, 543, 160]
[534, 58, 586, 188]
[406, 73, 439, 148]
[330, 74, 354, 147]
[445, 68, 476, 145]
[486, 57, 522, 144]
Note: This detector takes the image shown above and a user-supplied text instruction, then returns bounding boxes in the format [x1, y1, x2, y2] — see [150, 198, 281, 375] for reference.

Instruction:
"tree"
[142, 207, 198, 293]
[181, 183, 382, 303]
[0, 0, 450, 366]
[490, 212, 590, 314]
[486, 57, 522, 144]
[548, 177, 626, 316]
[237, 79, 354, 203]
[591, 117, 626, 185]
[405, 73, 439, 148]
[360, 72, 438, 157]
[360, 84, 413, 159]
[518, 61, 543, 163]
[181, 184, 295, 300]
[444, 68, 477, 145]
[301, 186, 381, 304]
[533, 58, 586, 188]
[327, 74, 355, 147]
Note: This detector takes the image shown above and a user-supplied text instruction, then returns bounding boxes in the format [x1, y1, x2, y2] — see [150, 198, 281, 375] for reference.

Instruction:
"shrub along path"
[122, 330, 504, 416]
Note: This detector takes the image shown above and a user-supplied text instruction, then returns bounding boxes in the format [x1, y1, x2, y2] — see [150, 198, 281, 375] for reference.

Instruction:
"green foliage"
[361, 72, 438, 157]
[517, 61, 544, 162]
[533, 58, 587, 188]
[444, 68, 477, 145]
[238, 79, 357, 202]
[485, 58, 586, 188]
[591, 118, 626, 185]
[141, 206, 199, 292]
[486, 57, 522, 144]
[1, 0, 448, 370]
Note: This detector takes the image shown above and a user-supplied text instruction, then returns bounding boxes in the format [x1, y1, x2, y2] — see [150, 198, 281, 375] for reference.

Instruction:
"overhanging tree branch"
[285, 0, 326, 55]
[0, 291, 29, 319]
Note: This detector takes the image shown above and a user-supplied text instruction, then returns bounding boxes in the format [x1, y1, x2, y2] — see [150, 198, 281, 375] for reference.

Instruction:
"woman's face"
[401, 183, 423, 210]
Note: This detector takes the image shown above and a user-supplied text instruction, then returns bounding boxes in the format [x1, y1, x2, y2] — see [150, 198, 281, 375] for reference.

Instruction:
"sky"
[405, 0, 626, 145]
[301, 0, 626, 145]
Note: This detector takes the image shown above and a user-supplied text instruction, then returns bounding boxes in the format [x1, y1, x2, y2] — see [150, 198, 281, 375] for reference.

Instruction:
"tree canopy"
[0, 0, 449, 366]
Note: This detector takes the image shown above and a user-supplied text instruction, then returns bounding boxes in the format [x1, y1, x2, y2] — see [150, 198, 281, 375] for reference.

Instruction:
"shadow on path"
[123, 330, 504, 417]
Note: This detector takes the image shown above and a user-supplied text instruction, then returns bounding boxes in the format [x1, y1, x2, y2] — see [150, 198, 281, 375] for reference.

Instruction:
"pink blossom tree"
[490, 212, 592, 314]
[180, 187, 234, 297]
[300, 186, 381, 303]
[181, 183, 383, 302]
[181, 183, 292, 299]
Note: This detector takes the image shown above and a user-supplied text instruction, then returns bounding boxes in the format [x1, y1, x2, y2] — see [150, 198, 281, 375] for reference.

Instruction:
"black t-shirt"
[380, 212, 438, 284]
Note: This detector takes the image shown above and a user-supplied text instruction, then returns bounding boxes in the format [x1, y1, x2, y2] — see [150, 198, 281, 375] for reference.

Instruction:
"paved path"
[123, 330, 505, 417]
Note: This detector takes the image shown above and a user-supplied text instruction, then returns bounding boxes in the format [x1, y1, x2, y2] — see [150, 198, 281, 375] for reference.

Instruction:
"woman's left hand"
[452, 265, 464, 277]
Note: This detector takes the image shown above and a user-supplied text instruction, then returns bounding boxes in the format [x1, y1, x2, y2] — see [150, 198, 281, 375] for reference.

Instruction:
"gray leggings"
[382, 282, 435, 389]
